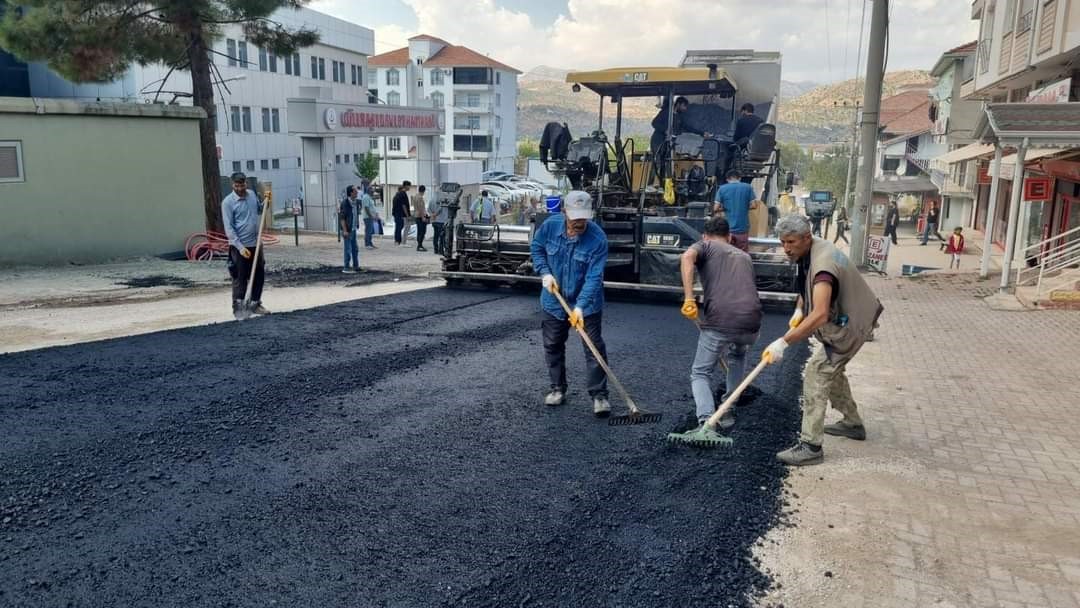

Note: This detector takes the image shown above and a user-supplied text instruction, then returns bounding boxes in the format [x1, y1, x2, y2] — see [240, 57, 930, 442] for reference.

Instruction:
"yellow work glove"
[681, 298, 698, 321]
[239, 246, 252, 259]
[789, 308, 804, 329]
[568, 307, 585, 331]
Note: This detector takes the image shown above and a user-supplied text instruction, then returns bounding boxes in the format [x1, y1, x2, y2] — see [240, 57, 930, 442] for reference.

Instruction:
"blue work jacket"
[530, 214, 608, 319]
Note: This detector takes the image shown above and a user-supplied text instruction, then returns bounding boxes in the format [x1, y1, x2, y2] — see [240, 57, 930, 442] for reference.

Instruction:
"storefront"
[1035, 157, 1080, 253]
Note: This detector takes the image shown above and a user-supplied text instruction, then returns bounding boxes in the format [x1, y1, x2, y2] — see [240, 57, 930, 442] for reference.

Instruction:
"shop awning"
[934, 142, 994, 164]
[872, 176, 938, 194]
[990, 147, 1070, 179]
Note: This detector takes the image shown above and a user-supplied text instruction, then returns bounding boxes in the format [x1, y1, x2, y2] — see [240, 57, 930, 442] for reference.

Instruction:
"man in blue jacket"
[530, 190, 611, 417]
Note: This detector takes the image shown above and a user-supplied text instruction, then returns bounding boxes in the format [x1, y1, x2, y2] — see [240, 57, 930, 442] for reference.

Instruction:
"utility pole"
[849, 0, 889, 267]
[841, 103, 860, 214]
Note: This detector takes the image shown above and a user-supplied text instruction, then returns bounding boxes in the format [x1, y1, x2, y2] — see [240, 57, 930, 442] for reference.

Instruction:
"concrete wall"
[0, 98, 205, 265]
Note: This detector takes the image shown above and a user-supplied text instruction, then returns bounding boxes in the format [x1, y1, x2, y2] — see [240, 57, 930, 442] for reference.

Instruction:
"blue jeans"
[343, 229, 359, 268]
[921, 222, 943, 244]
[690, 328, 758, 422]
[363, 218, 375, 247]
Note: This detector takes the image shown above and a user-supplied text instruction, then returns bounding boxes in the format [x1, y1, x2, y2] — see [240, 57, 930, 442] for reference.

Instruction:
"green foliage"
[803, 146, 851, 199]
[354, 151, 380, 182]
[777, 141, 809, 185]
[517, 139, 539, 159]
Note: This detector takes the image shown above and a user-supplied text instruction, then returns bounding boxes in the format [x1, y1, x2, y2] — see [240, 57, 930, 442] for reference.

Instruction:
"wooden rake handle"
[550, 289, 640, 414]
[704, 358, 769, 431]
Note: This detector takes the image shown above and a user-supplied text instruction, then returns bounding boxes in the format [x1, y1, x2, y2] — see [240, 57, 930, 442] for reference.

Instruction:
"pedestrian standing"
[360, 180, 380, 249]
[530, 191, 611, 417]
[833, 206, 849, 245]
[713, 169, 758, 252]
[680, 217, 762, 431]
[921, 201, 945, 245]
[392, 181, 412, 246]
[221, 172, 270, 319]
[945, 226, 965, 269]
[427, 188, 448, 255]
[473, 190, 498, 225]
[766, 215, 884, 466]
[884, 201, 900, 245]
[412, 185, 429, 252]
[339, 185, 360, 273]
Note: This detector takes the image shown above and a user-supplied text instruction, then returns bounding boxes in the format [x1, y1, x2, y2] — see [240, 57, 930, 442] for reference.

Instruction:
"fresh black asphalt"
[0, 286, 807, 607]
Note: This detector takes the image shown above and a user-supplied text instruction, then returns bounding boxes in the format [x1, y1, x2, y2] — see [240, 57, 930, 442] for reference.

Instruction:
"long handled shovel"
[237, 198, 268, 321]
[550, 289, 660, 426]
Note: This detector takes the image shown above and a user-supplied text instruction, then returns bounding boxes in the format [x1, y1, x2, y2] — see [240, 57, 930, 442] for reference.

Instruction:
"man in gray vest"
[764, 215, 884, 466]
[680, 217, 762, 430]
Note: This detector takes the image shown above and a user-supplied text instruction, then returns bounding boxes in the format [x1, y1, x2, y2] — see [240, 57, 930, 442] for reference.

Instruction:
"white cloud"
[315, 0, 978, 83]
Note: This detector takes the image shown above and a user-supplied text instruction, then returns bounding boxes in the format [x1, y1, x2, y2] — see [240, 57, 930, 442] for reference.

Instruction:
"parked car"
[481, 182, 526, 204]
[481, 170, 510, 182]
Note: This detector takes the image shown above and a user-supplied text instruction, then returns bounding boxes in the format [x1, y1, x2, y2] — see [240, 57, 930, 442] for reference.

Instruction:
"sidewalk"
[757, 235, 1080, 607]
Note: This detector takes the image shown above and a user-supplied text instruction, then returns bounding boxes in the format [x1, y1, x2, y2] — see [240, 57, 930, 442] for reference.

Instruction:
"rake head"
[666, 425, 734, 449]
[608, 411, 662, 426]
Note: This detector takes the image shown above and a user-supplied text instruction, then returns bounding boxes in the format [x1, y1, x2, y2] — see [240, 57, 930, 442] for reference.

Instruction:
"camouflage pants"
[800, 342, 863, 446]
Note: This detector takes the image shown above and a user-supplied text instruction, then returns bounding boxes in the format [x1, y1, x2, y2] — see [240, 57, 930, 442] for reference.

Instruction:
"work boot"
[776, 442, 823, 466]
[343, 268, 355, 274]
[592, 396, 611, 418]
[250, 302, 271, 315]
[824, 420, 866, 440]
[544, 389, 565, 407]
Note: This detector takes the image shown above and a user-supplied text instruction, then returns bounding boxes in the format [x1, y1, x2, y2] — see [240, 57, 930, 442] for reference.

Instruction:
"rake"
[550, 289, 661, 426]
[666, 357, 769, 448]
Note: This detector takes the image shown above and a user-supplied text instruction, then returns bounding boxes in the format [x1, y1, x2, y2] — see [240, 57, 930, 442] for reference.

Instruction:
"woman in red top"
[945, 227, 965, 269]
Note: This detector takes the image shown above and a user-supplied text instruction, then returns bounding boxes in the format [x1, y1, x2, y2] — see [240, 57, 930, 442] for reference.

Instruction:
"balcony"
[452, 103, 493, 113]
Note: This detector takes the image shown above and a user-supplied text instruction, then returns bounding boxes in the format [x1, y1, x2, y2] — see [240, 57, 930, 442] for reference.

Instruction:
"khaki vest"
[802, 238, 884, 360]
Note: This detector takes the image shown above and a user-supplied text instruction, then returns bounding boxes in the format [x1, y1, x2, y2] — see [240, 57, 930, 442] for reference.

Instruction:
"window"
[285, 53, 293, 75]
[232, 161, 242, 173]
[495, 115, 502, 129]
[260, 159, 269, 170]
[496, 137, 500, 150]
[431, 91, 444, 108]
[259, 47, 267, 71]
[230, 105, 241, 131]
[368, 89, 379, 104]
[0, 141, 24, 183]
[387, 68, 400, 85]
[496, 93, 501, 107]
[246, 160, 255, 171]
[430, 69, 444, 86]
[468, 93, 480, 107]
[318, 58, 325, 80]
[297, 157, 301, 167]
[311, 56, 318, 79]
[271, 109, 280, 133]
[262, 108, 271, 132]
[292, 53, 300, 76]
[269, 53, 277, 73]
[1004, 0, 1017, 33]
[387, 91, 400, 106]
[238, 41, 248, 68]
[272, 159, 280, 169]
[335, 154, 341, 164]
[389, 137, 401, 152]
[242, 106, 252, 132]
[453, 135, 491, 152]
[496, 71, 500, 85]
[1017, 0, 1034, 31]
[351, 65, 357, 85]
[418, 78, 423, 88]
[416, 58, 423, 65]
[467, 115, 480, 129]
[453, 67, 491, 85]
[369, 137, 379, 150]
[368, 69, 377, 87]
[333, 60, 342, 83]
[226, 39, 237, 67]
[355, 66, 362, 86]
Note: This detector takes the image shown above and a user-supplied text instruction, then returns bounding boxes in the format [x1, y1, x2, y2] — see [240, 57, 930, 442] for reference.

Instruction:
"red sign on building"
[1023, 176, 1053, 201]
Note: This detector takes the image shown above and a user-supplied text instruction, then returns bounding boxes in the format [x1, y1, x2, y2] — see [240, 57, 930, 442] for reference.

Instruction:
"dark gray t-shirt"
[692, 239, 762, 334]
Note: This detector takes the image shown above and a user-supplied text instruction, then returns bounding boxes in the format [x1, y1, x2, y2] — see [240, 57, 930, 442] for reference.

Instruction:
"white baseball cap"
[562, 190, 594, 220]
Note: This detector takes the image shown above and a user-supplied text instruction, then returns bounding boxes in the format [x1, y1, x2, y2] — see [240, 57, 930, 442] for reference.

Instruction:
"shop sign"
[1023, 176, 1053, 201]
[1026, 78, 1072, 104]
[866, 235, 890, 273]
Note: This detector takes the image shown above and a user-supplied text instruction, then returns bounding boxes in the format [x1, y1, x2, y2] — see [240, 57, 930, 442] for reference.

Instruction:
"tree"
[777, 141, 809, 187]
[803, 146, 851, 199]
[354, 151, 380, 182]
[517, 139, 539, 159]
[0, 0, 318, 232]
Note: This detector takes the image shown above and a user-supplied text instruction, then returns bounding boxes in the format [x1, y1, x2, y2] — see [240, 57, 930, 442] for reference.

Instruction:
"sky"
[309, 0, 978, 84]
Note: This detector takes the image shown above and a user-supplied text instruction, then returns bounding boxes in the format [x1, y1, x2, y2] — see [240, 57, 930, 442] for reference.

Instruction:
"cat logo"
[622, 71, 649, 83]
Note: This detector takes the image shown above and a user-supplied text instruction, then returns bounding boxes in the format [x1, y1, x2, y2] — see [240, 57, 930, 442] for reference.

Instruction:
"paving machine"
[435, 51, 797, 303]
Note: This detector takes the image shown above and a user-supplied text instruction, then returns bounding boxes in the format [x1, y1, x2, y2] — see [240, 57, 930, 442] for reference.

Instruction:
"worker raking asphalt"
[0, 288, 805, 607]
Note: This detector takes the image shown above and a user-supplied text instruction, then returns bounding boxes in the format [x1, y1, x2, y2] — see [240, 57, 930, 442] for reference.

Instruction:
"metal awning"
[872, 176, 938, 194]
[991, 148, 1071, 178]
[934, 142, 995, 164]
[975, 102, 1080, 147]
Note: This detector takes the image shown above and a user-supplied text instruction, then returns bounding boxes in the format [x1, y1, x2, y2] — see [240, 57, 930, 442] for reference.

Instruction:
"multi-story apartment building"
[964, 0, 1080, 256]
[367, 35, 520, 173]
[14, 7, 376, 203]
[927, 42, 984, 231]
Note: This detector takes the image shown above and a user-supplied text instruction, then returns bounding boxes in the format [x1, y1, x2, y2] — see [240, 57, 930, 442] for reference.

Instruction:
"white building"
[367, 35, 520, 174]
[25, 7, 376, 203]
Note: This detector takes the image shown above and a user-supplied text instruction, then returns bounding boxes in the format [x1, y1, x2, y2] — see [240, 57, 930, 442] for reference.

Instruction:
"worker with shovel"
[679, 216, 762, 432]
[222, 172, 270, 320]
[530, 190, 611, 417]
[765, 215, 884, 466]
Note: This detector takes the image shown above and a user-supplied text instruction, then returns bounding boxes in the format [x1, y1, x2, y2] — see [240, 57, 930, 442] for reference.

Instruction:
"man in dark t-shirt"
[680, 216, 762, 431]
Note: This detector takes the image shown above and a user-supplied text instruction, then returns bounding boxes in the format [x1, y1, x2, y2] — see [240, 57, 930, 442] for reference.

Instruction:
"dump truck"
[433, 50, 797, 303]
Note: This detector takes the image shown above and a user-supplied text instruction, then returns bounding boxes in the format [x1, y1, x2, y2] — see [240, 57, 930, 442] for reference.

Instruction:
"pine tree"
[0, 0, 318, 232]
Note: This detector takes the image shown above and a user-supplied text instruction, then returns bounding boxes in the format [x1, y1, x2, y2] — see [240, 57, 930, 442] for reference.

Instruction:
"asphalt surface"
[0, 286, 806, 607]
